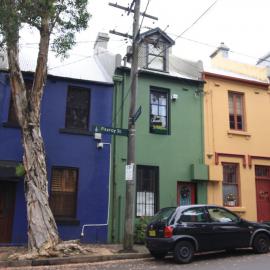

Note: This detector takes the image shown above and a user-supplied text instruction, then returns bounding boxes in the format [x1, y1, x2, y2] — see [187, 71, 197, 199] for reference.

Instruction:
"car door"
[174, 206, 214, 251]
[206, 206, 251, 250]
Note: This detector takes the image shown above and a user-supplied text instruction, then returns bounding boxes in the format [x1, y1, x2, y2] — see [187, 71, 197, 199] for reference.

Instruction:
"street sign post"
[93, 125, 129, 137]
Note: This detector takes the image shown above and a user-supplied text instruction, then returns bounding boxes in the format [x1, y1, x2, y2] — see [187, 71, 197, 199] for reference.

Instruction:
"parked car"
[145, 205, 270, 264]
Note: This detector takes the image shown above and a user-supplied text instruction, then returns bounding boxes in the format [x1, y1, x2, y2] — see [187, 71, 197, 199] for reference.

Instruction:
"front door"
[255, 166, 270, 222]
[0, 182, 16, 243]
[177, 182, 196, 206]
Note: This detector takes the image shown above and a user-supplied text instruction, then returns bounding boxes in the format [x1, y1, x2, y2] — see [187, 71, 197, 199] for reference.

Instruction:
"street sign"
[93, 125, 129, 136]
[132, 105, 142, 123]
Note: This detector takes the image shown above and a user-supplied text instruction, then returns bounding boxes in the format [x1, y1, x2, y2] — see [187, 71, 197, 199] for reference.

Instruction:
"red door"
[255, 166, 270, 222]
[0, 182, 16, 243]
[177, 182, 196, 206]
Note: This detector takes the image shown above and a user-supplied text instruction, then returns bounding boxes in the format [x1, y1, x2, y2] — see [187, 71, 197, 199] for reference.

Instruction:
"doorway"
[177, 182, 196, 206]
[0, 181, 16, 242]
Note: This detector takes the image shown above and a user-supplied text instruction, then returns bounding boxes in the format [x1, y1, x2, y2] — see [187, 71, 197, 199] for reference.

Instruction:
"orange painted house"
[203, 43, 270, 221]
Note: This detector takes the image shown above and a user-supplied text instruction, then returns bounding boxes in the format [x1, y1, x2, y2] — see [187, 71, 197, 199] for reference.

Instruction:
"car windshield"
[149, 207, 176, 223]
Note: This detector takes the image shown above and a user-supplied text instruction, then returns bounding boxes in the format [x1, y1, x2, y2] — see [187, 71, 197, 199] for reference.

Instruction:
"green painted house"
[109, 28, 208, 242]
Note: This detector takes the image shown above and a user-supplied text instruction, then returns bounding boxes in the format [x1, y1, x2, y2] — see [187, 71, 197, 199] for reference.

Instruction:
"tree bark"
[7, 14, 60, 253]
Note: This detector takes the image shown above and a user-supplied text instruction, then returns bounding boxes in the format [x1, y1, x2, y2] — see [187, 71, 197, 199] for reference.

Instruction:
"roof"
[0, 48, 115, 84]
[119, 55, 203, 82]
[139, 27, 175, 45]
[204, 66, 269, 86]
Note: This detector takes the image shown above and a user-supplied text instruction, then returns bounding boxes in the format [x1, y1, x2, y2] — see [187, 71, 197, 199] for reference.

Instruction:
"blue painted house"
[0, 33, 118, 244]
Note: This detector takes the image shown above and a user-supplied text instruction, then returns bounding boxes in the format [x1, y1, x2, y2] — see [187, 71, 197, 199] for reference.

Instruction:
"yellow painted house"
[203, 43, 270, 222]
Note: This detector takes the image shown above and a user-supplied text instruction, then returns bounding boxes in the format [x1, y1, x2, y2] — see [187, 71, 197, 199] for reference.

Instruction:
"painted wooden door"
[177, 182, 196, 206]
[0, 182, 16, 243]
[255, 166, 270, 222]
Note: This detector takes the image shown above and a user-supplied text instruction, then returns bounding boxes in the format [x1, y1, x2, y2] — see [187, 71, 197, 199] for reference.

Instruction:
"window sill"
[55, 218, 80, 225]
[59, 128, 93, 136]
[227, 130, 251, 139]
[2, 122, 20, 129]
[150, 128, 169, 135]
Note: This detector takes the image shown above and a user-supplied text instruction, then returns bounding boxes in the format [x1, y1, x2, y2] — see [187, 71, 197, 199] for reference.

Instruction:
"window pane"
[148, 55, 164, 70]
[159, 95, 167, 105]
[151, 105, 158, 115]
[50, 168, 78, 218]
[151, 94, 158, 104]
[66, 87, 90, 129]
[159, 106, 166, 117]
[208, 208, 238, 223]
[228, 92, 244, 130]
[228, 94, 234, 114]
[136, 166, 158, 217]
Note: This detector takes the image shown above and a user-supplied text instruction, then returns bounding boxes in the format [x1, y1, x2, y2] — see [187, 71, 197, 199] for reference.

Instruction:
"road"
[7, 250, 270, 270]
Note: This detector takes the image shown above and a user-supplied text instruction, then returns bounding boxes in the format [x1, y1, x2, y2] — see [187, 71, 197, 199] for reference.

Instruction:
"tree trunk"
[6, 13, 60, 254]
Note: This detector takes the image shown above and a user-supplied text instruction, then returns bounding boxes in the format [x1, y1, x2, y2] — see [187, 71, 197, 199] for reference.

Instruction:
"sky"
[20, 0, 270, 66]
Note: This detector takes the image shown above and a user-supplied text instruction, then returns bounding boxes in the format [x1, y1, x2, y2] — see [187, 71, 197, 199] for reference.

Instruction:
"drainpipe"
[80, 142, 112, 238]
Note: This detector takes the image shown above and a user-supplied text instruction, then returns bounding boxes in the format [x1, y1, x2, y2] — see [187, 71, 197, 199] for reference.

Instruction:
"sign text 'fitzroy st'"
[93, 125, 129, 136]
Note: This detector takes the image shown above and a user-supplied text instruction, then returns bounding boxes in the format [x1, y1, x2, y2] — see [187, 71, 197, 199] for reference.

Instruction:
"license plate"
[149, 230, 156, 237]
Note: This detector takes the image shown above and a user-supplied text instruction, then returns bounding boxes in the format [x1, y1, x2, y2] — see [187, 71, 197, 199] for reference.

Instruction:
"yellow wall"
[204, 73, 270, 221]
[211, 53, 268, 82]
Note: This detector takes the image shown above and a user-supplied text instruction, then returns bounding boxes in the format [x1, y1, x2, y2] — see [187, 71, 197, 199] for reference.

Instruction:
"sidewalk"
[0, 244, 150, 268]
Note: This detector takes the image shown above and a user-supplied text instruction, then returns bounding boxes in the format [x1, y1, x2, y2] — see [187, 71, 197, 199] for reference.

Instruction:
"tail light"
[164, 226, 173, 238]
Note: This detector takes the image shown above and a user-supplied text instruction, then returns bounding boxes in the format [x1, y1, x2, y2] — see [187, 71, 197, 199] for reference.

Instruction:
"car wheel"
[253, 233, 270, 254]
[174, 240, 194, 264]
[150, 250, 167, 259]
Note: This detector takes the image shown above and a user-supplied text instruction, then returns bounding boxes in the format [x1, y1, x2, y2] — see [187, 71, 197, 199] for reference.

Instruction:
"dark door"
[177, 182, 196, 206]
[0, 182, 16, 243]
[255, 166, 270, 222]
[207, 207, 250, 250]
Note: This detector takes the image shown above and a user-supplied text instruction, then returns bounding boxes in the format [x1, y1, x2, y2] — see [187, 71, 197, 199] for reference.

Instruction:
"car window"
[149, 207, 176, 223]
[208, 207, 239, 223]
[178, 207, 207, 223]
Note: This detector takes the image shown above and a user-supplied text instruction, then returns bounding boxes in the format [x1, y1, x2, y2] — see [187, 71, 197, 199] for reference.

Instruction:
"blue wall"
[0, 72, 113, 244]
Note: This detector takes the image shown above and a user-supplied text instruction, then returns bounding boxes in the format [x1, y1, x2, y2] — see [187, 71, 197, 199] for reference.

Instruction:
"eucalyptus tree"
[0, 0, 90, 255]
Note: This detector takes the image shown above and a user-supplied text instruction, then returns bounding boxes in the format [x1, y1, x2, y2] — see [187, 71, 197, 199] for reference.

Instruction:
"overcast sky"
[21, 0, 270, 66]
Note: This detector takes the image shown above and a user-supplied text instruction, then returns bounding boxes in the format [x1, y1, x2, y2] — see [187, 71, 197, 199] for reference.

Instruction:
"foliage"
[15, 163, 25, 177]
[134, 216, 151, 244]
[0, 0, 90, 56]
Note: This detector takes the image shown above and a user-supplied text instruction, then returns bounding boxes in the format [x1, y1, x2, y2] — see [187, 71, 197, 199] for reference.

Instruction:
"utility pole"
[109, 0, 157, 252]
[123, 0, 140, 252]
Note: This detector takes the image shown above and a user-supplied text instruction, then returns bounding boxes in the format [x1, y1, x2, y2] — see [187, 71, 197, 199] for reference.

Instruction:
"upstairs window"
[8, 80, 32, 126]
[222, 163, 239, 207]
[150, 88, 169, 134]
[228, 92, 244, 130]
[65, 86, 90, 130]
[147, 43, 166, 71]
[50, 167, 78, 219]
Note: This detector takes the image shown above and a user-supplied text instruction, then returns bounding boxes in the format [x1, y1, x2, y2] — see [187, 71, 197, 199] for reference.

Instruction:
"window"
[228, 92, 244, 130]
[150, 88, 169, 134]
[50, 167, 78, 219]
[147, 43, 166, 71]
[222, 163, 239, 207]
[65, 86, 90, 130]
[178, 207, 207, 223]
[136, 165, 159, 217]
[208, 207, 238, 223]
[7, 80, 32, 126]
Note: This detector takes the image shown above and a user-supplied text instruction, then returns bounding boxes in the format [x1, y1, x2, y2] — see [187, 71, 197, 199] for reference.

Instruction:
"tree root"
[8, 240, 90, 260]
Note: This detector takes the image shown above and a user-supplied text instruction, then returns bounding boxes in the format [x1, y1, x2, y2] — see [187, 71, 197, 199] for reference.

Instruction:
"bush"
[134, 216, 151, 244]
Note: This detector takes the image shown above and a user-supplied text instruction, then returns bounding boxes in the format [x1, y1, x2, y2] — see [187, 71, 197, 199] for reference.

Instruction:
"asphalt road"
[7, 249, 270, 270]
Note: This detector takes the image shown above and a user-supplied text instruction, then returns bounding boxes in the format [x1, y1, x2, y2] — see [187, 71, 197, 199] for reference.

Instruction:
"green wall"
[109, 70, 208, 243]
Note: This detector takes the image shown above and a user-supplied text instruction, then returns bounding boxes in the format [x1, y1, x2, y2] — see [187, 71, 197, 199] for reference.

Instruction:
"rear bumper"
[145, 237, 175, 252]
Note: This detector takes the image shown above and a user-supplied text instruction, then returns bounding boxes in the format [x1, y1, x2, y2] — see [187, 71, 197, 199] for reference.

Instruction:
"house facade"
[204, 44, 270, 221]
[0, 40, 114, 244]
[109, 28, 208, 242]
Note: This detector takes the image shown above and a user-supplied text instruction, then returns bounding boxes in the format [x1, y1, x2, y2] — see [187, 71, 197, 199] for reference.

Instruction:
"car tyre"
[174, 240, 194, 264]
[253, 233, 270, 254]
[150, 250, 167, 259]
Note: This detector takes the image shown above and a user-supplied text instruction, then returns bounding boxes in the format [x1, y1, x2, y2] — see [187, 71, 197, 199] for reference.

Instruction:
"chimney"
[210, 42, 230, 58]
[94, 32, 110, 51]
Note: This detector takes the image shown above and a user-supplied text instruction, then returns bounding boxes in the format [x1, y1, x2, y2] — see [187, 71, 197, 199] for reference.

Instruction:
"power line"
[146, 0, 218, 68]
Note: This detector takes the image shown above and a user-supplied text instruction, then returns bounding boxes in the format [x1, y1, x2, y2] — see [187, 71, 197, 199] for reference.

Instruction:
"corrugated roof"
[0, 47, 114, 84]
